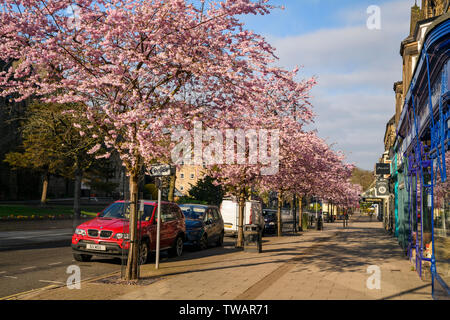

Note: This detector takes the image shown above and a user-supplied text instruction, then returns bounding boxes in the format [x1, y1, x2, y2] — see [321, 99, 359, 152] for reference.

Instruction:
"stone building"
[380, 0, 449, 296]
[389, 0, 449, 240]
[397, 1, 449, 122]
[175, 165, 206, 196]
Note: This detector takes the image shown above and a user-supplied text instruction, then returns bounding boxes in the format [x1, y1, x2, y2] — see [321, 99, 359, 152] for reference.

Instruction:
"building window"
[190, 173, 195, 179]
[180, 186, 184, 191]
[180, 173, 184, 179]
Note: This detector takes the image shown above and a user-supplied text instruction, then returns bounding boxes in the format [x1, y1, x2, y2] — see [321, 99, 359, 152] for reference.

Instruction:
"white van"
[220, 199, 264, 235]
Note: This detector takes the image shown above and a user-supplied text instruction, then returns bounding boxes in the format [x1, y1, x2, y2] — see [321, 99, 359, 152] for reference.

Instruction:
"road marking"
[3, 276, 18, 279]
[39, 280, 65, 285]
[20, 266, 37, 270]
[0, 232, 73, 240]
[0, 284, 58, 300]
[48, 262, 62, 266]
[1, 270, 121, 300]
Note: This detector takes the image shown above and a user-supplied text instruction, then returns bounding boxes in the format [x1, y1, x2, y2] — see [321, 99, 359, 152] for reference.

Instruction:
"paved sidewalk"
[15, 214, 431, 300]
[256, 215, 431, 300]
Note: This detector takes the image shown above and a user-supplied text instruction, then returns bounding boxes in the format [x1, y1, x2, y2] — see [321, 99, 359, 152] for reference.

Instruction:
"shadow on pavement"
[379, 283, 432, 300]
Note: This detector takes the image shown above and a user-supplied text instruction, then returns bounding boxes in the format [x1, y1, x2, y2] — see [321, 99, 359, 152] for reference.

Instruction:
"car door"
[220, 200, 238, 233]
[203, 209, 215, 245]
[148, 204, 163, 252]
[210, 208, 221, 242]
[141, 204, 154, 247]
[167, 203, 180, 247]
[211, 207, 222, 240]
[159, 203, 174, 249]
[173, 204, 185, 234]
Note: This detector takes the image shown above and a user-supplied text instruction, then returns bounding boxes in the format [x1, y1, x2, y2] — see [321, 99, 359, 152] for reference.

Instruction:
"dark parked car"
[323, 212, 335, 223]
[179, 204, 224, 250]
[71, 200, 186, 264]
[263, 209, 277, 235]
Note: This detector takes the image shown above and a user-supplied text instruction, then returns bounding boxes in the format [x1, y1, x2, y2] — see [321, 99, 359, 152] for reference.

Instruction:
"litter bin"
[243, 224, 262, 253]
[316, 216, 323, 230]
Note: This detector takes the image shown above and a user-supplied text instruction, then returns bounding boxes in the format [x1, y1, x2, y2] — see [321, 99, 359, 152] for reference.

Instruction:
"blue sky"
[237, 0, 416, 170]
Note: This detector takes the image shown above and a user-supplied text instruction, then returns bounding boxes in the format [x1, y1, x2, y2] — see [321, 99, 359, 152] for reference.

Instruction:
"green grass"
[0, 204, 103, 219]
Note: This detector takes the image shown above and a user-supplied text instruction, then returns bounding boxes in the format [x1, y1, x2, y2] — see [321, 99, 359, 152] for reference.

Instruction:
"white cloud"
[267, 0, 412, 169]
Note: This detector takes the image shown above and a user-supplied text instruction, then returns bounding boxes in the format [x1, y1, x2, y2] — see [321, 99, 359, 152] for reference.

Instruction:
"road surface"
[0, 226, 238, 298]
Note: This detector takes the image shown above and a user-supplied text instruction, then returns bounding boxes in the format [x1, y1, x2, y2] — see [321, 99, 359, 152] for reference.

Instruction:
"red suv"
[71, 200, 186, 264]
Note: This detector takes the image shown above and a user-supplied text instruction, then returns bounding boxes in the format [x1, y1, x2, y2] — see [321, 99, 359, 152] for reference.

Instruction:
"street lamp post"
[149, 164, 174, 270]
[155, 177, 162, 270]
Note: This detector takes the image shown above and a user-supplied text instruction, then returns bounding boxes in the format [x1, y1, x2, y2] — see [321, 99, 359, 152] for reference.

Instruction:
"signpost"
[149, 164, 174, 269]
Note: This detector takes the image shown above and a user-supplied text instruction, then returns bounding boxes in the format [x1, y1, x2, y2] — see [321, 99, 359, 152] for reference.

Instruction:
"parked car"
[220, 199, 264, 236]
[71, 200, 186, 264]
[262, 209, 277, 235]
[179, 204, 224, 249]
[323, 212, 335, 223]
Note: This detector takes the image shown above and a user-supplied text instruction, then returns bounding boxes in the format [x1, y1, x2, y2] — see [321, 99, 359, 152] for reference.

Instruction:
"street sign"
[375, 163, 390, 175]
[149, 164, 174, 177]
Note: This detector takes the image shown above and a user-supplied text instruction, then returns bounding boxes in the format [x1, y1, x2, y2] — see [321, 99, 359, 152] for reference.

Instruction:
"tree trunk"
[291, 195, 296, 233]
[277, 191, 283, 237]
[9, 170, 18, 201]
[125, 173, 139, 281]
[72, 166, 82, 232]
[298, 197, 303, 231]
[40, 172, 50, 206]
[236, 190, 246, 248]
[331, 202, 334, 220]
[168, 173, 176, 202]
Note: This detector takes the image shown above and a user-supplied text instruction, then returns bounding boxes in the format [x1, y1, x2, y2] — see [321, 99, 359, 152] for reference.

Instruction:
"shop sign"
[376, 163, 391, 175]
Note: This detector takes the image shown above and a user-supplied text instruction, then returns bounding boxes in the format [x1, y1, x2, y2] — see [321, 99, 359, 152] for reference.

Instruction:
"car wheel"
[73, 253, 92, 262]
[170, 235, 184, 257]
[216, 231, 224, 247]
[138, 240, 150, 265]
[199, 233, 208, 250]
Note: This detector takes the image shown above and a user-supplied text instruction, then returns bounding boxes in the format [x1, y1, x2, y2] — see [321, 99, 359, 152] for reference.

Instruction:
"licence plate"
[86, 244, 106, 251]
[225, 225, 233, 229]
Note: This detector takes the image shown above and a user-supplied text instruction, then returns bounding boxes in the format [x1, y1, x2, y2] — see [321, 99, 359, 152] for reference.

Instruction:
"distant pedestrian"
[343, 211, 349, 228]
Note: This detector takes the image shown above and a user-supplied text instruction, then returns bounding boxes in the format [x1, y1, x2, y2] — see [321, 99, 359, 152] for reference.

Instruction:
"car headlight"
[269, 222, 275, 225]
[75, 228, 86, 236]
[114, 233, 130, 240]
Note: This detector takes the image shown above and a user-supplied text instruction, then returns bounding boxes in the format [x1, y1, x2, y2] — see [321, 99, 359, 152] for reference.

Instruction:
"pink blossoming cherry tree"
[0, 0, 316, 279]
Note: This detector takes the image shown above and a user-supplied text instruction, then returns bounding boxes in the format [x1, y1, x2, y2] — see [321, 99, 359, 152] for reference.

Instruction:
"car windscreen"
[99, 202, 155, 221]
[179, 206, 206, 220]
[264, 213, 276, 219]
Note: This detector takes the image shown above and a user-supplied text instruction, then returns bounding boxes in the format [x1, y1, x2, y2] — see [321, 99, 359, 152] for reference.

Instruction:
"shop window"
[433, 151, 450, 290]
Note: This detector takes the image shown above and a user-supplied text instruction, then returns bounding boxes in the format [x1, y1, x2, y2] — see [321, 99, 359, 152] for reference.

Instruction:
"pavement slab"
[11, 214, 432, 300]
